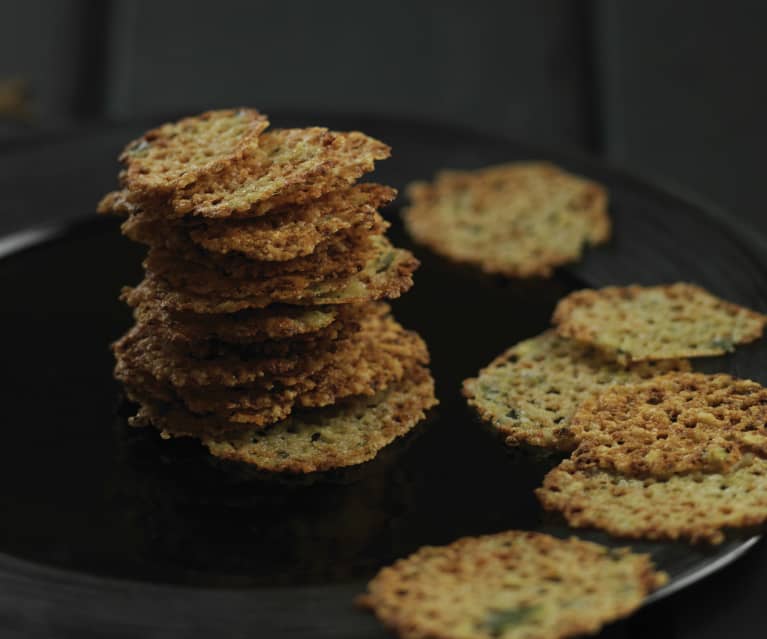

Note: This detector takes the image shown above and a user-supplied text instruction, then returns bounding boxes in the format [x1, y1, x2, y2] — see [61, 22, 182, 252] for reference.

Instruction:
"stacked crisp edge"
[98, 108, 437, 473]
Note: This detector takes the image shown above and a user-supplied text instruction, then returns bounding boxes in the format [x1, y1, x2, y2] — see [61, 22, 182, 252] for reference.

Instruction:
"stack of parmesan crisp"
[98, 109, 437, 473]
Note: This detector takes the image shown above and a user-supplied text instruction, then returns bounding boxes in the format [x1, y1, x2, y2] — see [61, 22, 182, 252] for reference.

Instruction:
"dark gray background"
[1, 0, 765, 235]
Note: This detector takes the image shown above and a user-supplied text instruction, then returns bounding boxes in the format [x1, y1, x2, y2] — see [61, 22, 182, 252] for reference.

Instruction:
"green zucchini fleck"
[478, 383, 500, 397]
[375, 251, 396, 274]
[483, 605, 540, 636]
[710, 337, 735, 352]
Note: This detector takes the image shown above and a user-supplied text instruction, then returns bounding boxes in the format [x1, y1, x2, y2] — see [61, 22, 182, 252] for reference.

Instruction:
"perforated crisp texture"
[122, 244, 418, 313]
[358, 530, 665, 639]
[132, 299, 360, 344]
[304, 245, 417, 305]
[120, 183, 393, 262]
[553, 283, 767, 364]
[175, 331, 423, 424]
[200, 366, 437, 472]
[114, 320, 327, 388]
[134, 304, 368, 352]
[121, 210, 387, 263]
[169, 127, 391, 217]
[98, 188, 173, 220]
[124, 326, 426, 434]
[119, 109, 269, 193]
[140, 234, 400, 303]
[189, 184, 395, 260]
[125, 333, 430, 438]
[462, 331, 690, 451]
[113, 309, 420, 389]
[143, 234, 377, 300]
[116, 312, 429, 430]
[127, 384, 295, 434]
[537, 458, 767, 544]
[568, 372, 767, 478]
[403, 162, 610, 278]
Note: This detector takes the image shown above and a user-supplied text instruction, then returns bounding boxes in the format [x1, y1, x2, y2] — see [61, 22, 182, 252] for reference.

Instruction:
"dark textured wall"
[595, 2, 767, 230]
[0, 1, 597, 147]
[0, 0, 766, 234]
[102, 1, 594, 149]
[0, 1, 85, 137]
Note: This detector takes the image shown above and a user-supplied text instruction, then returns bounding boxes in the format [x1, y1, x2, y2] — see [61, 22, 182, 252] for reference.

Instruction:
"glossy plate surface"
[0, 115, 764, 637]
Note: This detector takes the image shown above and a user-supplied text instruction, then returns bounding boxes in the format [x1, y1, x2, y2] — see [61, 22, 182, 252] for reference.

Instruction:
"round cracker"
[553, 283, 767, 365]
[201, 365, 437, 472]
[568, 372, 767, 479]
[115, 321, 326, 388]
[122, 243, 418, 313]
[119, 108, 269, 193]
[537, 458, 767, 545]
[170, 128, 390, 217]
[132, 314, 428, 429]
[126, 358, 433, 448]
[359, 530, 665, 639]
[462, 331, 690, 451]
[113, 309, 416, 388]
[188, 183, 395, 260]
[132, 298, 366, 345]
[119, 183, 393, 262]
[142, 232, 379, 298]
[115, 313, 429, 430]
[127, 384, 295, 436]
[182, 334, 423, 421]
[403, 162, 610, 278]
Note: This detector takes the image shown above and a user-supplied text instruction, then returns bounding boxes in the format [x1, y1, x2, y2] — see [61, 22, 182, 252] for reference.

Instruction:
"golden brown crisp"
[125, 383, 295, 435]
[537, 458, 767, 545]
[118, 109, 269, 193]
[97, 190, 175, 234]
[114, 321, 322, 388]
[120, 209, 386, 263]
[115, 312, 429, 430]
[130, 366, 436, 471]
[120, 317, 429, 433]
[169, 127, 391, 217]
[463, 331, 690, 451]
[122, 242, 418, 313]
[203, 366, 437, 472]
[567, 372, 767, 479]
[148, 218, 381, 277]
[142, 231, 378, 299]
[97, 189, 134, 215]
[553, 283, 767, 364]
[103, 108, 435, 474]
[119, 183, 394, 262]
[188, 183, 395, 260]
[403, 162, 610, 278]
[132, 298, 367, 344]
[113, 308, 415, 388]
[359, 530, 665, 639]
[178, 329, 424, 422]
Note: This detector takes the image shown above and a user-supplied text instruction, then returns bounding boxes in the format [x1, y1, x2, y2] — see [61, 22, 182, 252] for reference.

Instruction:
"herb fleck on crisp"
[375, 251, 396, 273]
[710, 337, 735, 352]
[483, 605, 540, 636]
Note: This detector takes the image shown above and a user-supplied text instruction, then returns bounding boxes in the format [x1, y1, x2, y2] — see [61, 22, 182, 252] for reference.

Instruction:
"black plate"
[0, 114, 765, 638]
